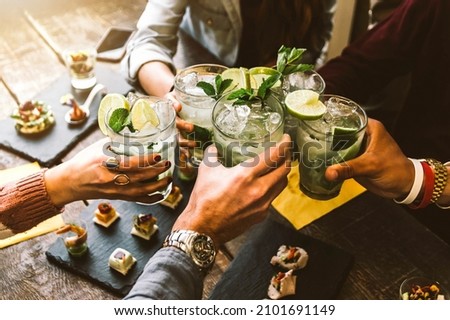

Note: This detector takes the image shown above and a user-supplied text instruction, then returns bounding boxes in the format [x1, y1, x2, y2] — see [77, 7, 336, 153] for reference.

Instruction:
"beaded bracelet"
[435, 161, 450, 209]
[394, 158, 424, 205]
[409, 161, 434, 209]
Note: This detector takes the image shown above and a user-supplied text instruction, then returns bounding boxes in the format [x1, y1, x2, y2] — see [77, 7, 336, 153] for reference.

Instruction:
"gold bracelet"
[425, 158, 448, 203]
[435, 161, 450, 209]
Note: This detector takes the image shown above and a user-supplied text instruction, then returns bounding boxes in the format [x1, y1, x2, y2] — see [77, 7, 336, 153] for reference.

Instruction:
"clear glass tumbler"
[104, 94, 177, 204]
[212, 93, 285, 167]
[281, 70, 326, 150]
[63, 48, 97, 90]
[174, 64, 229, 169]
[297, 94, 367, 200]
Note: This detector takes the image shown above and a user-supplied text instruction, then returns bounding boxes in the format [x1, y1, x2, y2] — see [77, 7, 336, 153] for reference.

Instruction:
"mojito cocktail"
[212, 93, 284, 167]
[296, 94, 367, 200]
[174, 64, 228, 166]
[102, 93, 177, 204]
[281, 70, 326, 147]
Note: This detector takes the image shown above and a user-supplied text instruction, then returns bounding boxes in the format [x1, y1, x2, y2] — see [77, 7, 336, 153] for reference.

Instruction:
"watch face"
[191, 234, 216, 268]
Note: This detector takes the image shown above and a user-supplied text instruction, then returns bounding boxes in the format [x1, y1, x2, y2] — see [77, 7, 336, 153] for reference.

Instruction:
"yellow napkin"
[0, 162, 64, 249]
[272, 161, 366, 230]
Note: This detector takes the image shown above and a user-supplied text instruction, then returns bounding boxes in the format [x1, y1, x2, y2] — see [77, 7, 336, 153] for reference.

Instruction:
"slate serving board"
[46, 178, 193, 296]
[0, 66, 132, 167]
[209, 218, 354, 300]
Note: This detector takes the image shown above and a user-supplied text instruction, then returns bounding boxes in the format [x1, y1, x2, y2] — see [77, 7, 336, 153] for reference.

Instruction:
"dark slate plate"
[0, 65, 132, 167]
[209, 218, 354, 300]
[46, 179, 194, 296]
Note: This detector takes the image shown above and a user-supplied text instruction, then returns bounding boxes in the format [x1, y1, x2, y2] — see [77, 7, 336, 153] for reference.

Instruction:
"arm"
[0, 139, 170, 238]
[122, 0, 187, 92]
[125, 134, 292, 299]
[318, 0, 433, 102]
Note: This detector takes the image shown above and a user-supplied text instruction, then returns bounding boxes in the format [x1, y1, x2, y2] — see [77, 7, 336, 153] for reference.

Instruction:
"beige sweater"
[0, 169, 63, 239]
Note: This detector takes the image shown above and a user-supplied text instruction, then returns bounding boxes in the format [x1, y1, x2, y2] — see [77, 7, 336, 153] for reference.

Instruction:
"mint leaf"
[283, 63, 314, 75]
[227, 88, 249, 100]
[257, 74, 281, 100]
[228, 88, 261, 106]
[276, 45, 313, 75]
[197, 75, 233, 100]
[108, 108, 129, 133]
[196, 81, 216, 96]
[217, 78, 233, 96]
[215, 76, 222, 94]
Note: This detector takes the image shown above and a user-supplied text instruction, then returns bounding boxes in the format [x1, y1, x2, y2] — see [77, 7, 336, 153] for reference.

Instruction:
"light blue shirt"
[123, 0, 336, 85]
[124, 247, 204, 299]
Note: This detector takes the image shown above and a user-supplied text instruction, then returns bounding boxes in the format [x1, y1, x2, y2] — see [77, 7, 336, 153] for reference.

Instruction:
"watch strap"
[163, 230, 216, 273]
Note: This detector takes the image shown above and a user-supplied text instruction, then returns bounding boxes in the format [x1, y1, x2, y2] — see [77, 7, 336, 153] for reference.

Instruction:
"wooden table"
[2, 0, 450, 300]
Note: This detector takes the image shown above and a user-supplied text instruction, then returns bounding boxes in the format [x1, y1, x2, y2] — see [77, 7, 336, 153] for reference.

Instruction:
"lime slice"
[331, 126, 359, 152]
[130, 98, 160, 131]
[249, 67, 282, 88]
[284, 89, 326, 120]
[98, 93, 130, 135]
[222, 67, 256, 90]
[332, 126, 358, 136]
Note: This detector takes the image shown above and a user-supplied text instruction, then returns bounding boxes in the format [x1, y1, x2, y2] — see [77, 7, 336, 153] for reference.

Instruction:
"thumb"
[325, 156, 367, 182]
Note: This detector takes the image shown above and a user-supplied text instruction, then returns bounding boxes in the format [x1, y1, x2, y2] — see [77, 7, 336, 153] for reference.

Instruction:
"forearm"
[44, 162, 76, 207]
[123, 0, 184, 86]
[125, 247, 204, 300]
[0, 169, 63, 238]
[138, 61, 175, 97]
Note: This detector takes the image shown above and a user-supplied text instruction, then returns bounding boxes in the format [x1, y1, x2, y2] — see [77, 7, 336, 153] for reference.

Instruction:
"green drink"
[296, 94, 367, 200]
[212, 93, 284, 167]
[281, 70, 326, 154]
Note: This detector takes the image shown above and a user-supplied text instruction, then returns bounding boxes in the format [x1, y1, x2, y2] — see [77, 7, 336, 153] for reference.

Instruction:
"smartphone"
[96, 27, 135, 62]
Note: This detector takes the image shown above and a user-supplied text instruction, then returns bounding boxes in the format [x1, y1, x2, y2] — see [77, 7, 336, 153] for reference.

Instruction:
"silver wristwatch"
[163, 230, 216, 273]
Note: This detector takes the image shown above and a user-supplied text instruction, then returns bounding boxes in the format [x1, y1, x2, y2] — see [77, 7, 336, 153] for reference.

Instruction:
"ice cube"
[181, 72, 198, 90]
[235, 105, 251, 121]
[241, 120, 269, 140]
[216, 107, 247, 136]
[265, 112, 282, 132]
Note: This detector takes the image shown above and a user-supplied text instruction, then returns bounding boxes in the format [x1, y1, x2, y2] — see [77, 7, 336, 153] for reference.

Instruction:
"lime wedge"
[130, 98, 160, 131]
[284, 89, 326, 120]
[249, 67, 282, 88]
[98, 93, 130, 135]
[222, 67, 256, 90]
[331, 125, 359, 152]
[332, 126, 358, 136]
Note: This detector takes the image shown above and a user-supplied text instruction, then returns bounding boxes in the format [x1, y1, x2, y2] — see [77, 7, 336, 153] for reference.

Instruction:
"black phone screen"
[96, 28, 134, 62]
[97, 28, 133, 53]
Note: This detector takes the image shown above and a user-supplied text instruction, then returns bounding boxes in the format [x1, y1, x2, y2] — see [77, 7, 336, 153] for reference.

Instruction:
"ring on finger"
[113, 173, 130, 186]
[103, 157, 120, 170]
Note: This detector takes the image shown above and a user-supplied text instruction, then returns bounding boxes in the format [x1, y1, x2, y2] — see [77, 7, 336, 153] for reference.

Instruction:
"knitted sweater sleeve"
[0, 169, 63, 239]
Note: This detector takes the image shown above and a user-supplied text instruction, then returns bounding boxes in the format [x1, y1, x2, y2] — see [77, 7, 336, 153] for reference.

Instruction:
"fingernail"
[165, 161, 172, 168]
[154, 155, 161, 162]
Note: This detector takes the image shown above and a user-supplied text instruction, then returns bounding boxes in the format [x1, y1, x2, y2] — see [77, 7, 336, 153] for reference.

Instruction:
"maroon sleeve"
[318, 0, 435, 102]
[0, 169, 63, 238]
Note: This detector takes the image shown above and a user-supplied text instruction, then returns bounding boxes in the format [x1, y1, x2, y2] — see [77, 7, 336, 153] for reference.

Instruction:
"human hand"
[325, 119, 414, 199]
[165, 91, 197, 148]
[173, 134, 292, 247]
[45, 138, 172, 206]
